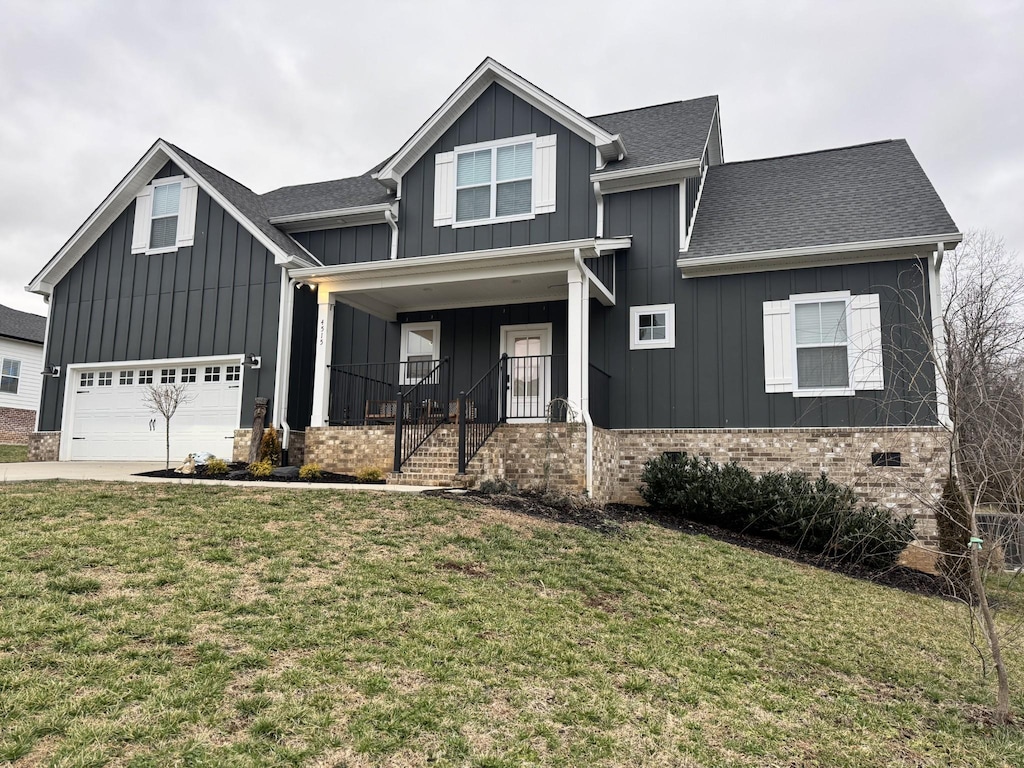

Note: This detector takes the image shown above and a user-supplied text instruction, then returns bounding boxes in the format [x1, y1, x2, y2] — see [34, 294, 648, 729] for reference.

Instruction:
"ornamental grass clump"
[298, 463, 323, 481]
[640, 453, 915, 569]
[248, 459, 273, 479]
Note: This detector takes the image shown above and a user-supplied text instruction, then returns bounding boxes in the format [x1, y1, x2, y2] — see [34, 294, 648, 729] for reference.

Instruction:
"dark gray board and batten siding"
[399, 82, 598, 260]
[590, 185, 938, 429]
[38, 162, 282, 431]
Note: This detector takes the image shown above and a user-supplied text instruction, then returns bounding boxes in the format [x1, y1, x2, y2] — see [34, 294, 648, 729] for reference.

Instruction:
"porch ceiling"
[292, 238, 627, 320]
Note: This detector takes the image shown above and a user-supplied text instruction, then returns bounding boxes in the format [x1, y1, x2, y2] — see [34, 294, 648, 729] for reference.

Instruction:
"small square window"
[160, 369, 175, 384]
[119, 370, 134, 385]
[180, 367, 197, 383]
[630, 304, 675, 350]
[79, 372, 94, 387]
[138, 369, 153, 385]
[204, 366, 220, 382]
[97, 371, 113, 386]
[225, 365, 241, 382]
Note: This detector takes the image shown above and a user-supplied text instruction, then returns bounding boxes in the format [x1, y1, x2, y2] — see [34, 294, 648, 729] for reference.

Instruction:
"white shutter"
[131, 187, 153, 254]
[433, 151, 455, 227]
[763, 300, 793, 393]
[849, 293, 884, 390]
[534, 134, 557, 214]
[176, 178, 199, 247]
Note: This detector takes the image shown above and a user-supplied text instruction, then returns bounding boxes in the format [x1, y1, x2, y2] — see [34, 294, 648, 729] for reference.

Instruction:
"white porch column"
[309, 287, 335, 427]
[566, 266, 589, 422]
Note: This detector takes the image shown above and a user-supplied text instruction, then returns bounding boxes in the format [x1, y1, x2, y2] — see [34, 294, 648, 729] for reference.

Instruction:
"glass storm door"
[502, 326, 551, 420]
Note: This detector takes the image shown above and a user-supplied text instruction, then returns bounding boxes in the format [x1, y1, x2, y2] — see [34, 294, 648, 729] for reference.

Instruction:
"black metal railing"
[457, 354, 507, 474]
[394, 358, 451, 471]
[504, 354, 568, 421]
[589, 364, 611, 428]
[328, 362, 404, 426]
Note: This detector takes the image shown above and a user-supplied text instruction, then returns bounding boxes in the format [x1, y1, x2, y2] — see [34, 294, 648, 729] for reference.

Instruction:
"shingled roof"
[0, 303, 46, 344]
[684, 140, 959, 260]
[261, 174, 392, 218]
[590, 96, 719, 172]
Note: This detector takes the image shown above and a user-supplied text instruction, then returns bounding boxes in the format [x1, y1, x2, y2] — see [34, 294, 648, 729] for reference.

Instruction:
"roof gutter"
[591, 158, 701, 184]
[677, 232, 964, 277]
[268, 202, 394, 231]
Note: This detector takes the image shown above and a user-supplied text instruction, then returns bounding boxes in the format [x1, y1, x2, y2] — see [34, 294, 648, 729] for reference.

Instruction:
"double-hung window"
[149, 180, 181, 250]
[131, 175, 198, 255]
[793, 299, 850, 391]
[0, 358, 20, 394]
[454, 138, 534, 225]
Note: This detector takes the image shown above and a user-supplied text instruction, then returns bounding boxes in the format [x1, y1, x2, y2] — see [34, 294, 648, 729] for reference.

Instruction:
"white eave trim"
[26, 139, 317, 296]
[590, 158, 701, 184]
[269, 202, 395, 232]
[290, 237, 632, 282]
[677, 233, 964, 277]
[373, 58, 623, 187]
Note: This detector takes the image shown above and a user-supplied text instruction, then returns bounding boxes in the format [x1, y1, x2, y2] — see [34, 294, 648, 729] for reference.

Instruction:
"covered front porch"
[289, 238, 625, 475]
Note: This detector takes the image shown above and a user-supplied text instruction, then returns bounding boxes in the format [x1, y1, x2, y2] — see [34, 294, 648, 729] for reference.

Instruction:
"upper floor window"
[433, 134, 557, 229]
[131, 175, 199, 255]
[1, 358, 20, 394]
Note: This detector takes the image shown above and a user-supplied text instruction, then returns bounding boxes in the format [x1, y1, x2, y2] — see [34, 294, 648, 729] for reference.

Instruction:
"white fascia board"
[374, 58, 621, 186]
[27, 140, 317, 296]
[591, 159, 701, 184]
[677, 233, 964, 278]
[269, 202, 394, 232]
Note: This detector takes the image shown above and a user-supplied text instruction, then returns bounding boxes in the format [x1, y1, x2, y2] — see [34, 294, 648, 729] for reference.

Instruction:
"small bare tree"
[142, 383, 197, 470]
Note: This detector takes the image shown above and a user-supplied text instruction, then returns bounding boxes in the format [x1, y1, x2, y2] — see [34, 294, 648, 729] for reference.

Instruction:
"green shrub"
[258, 427, 281, 466]
[299, 463, 323, 481]
[639, 453, 915, 570]
[936, 476, 973, 598]
[356, 466, 385, 483]
[204, 457, 229, 476]
[248, 459, 273, 478]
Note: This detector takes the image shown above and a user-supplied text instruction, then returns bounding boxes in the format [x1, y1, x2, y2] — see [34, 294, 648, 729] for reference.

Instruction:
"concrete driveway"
[0, 461, 436, 492]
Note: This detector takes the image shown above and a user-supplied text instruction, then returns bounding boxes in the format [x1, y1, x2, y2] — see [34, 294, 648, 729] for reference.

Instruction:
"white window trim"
[452, 134, 537, 229]
[630, 304, 676, 350]
[1, 357, 21, 394]
[399, 321, 441, 385]
[790, 290, 854, 398]
[143, 176, 186, 255]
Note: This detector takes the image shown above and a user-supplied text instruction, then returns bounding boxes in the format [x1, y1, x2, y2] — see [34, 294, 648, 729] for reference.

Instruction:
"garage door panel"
[68, 360, 243, 461]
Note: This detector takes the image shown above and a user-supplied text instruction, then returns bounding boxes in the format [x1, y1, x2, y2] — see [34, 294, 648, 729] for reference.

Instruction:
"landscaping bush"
[204, 457, 229, 476]
[936, 475, 973, 598]
[258, 427, 282, 466]
[639, 453, 915, 569]
[248, 459, 273, 478]
[298, 463, 323, 481]
[356, 466, 386, 483]
[478, 478, 515, 495]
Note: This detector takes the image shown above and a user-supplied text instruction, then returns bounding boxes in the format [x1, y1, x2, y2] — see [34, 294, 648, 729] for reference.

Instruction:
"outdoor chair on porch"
[448, 400, 478, 423]
[365, 400, 404, 425]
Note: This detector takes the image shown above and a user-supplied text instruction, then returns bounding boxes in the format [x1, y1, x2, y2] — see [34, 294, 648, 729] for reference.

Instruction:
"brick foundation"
[27, 431, 60, 461]
[467, 423, 588, 492]
[0, 407, 36, 444]
[232, 429, 306, 466]
[592, 426, 947, 543]
[303, 426, 394, 475]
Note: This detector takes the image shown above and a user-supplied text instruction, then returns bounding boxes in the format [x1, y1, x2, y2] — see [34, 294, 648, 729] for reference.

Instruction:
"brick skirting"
[302, 426, 394, 475]
[0, 406, 36, 444]
[27, 431, 60, 461]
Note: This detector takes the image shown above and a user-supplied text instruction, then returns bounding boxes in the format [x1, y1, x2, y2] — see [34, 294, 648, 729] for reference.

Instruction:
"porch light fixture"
[243, 353, 262, 369]
[41, 365, 60, 378]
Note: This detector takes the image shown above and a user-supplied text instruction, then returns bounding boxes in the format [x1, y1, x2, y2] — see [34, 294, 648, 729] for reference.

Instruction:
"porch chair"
[448, 399, 478, 423]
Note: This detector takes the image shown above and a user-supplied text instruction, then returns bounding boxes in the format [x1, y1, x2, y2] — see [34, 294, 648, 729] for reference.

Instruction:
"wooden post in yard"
[248, 397, 269, 464]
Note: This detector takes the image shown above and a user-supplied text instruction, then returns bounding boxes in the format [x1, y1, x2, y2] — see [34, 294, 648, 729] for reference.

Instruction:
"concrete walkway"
[0, 461, 437, 493]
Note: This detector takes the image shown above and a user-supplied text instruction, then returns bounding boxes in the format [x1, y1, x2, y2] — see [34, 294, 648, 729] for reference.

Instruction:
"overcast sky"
[1, 0, 1021, 316]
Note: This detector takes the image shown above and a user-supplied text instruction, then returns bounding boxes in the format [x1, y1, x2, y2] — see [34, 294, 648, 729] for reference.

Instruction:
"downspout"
[34, 295, 53, 432]
[385, 206, 399, 260]
[573, 250, 595, 496]
[931, 242, 950, 429]
[273, 271, 299, 458]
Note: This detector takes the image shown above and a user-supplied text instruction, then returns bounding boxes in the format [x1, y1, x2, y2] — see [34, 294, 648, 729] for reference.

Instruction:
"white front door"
[501, 324, 552, 421]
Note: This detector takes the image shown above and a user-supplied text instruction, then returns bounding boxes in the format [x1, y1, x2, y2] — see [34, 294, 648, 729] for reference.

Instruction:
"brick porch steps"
[386, 425, 464, 487]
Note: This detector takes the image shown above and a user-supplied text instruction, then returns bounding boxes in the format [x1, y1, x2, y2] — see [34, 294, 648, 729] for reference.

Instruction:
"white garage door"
[67, 360, 243, 461]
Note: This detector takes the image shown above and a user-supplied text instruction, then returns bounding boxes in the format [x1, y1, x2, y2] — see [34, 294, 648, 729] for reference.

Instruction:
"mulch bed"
[135, 463, 384, 484]
[426, 488, 947, 598]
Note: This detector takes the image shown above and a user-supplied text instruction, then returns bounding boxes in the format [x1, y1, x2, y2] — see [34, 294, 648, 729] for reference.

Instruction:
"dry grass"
[0, 480, 1021, 767]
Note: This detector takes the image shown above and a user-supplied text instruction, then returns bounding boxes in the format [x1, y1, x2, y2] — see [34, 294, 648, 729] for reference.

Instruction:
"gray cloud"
[2, 0, 1020, 315]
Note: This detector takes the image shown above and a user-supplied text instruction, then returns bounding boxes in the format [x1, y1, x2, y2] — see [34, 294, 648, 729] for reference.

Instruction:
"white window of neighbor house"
[630, 304, 675, 350]
[792, 297, 851, 393]
[400, 321, 441, 384]
[1, 358, 20, 394]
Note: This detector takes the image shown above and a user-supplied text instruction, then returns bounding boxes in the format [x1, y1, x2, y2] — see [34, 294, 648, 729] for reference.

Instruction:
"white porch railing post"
[567, 267, 588, 422]
[309, 288, 335, 427]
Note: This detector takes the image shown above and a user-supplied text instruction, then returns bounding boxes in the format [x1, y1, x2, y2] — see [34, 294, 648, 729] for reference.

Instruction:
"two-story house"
[26, 59, 959, 538]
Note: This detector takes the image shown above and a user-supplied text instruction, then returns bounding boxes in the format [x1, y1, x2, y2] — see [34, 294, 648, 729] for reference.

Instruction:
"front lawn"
[0, 443, 28, 462]
[0, 482, 1021, 766]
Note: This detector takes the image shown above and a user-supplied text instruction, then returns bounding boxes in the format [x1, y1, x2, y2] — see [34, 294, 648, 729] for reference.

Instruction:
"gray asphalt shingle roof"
[260, 174, 393, 218]
[168, 143, 309, 260]
[590, 96, 719, 171]
[0, 303, 46, 344]
[684, 140, 959, 260]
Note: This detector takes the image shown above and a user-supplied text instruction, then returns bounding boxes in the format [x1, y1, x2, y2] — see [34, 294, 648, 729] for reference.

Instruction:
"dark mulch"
[426, 488, 946, 598]
[134, 463, 385, 484]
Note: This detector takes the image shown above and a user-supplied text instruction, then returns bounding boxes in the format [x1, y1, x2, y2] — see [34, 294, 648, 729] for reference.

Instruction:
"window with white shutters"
[131, 176, 199, 255]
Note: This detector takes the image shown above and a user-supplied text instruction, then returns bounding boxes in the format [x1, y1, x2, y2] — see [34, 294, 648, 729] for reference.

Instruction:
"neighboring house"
[0, 303, 46, 444]
[25, 59, 959, 539]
